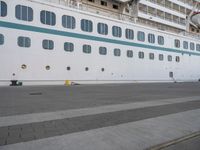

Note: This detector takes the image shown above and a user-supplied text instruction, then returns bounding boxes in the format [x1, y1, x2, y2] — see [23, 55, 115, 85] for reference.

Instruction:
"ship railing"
[179, 31, 200, 40]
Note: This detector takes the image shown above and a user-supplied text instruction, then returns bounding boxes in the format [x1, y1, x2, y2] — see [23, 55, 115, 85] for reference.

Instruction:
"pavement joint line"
[147, 131, 200, 150]
[0, 96, 200, 127]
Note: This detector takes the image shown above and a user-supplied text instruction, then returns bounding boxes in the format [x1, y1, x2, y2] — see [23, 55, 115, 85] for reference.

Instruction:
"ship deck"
[0, 82, 200, 150]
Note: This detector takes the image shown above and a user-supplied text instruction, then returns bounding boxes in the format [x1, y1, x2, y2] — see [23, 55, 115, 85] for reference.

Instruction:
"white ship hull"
[0, 0, 200, 86]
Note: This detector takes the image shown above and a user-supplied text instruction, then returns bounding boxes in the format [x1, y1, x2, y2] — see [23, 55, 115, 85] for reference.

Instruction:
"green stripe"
[0, 20, 199, 56]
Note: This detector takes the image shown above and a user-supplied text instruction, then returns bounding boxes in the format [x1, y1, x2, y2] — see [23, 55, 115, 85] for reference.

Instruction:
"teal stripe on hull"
[0, 20, 199, 56]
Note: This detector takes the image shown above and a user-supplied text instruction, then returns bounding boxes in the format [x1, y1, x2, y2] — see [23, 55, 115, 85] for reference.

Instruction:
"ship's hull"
[0, 0, 200, 86]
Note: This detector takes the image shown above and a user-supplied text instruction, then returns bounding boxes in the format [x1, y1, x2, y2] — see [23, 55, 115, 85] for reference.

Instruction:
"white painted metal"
[0, 0, 200, 86]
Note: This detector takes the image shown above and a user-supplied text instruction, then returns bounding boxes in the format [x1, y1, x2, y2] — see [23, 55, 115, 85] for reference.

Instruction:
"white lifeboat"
[191, 12, 200, 28]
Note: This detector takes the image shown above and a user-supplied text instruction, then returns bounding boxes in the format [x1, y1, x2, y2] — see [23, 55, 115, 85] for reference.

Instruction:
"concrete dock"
[0, 82, 200, 150]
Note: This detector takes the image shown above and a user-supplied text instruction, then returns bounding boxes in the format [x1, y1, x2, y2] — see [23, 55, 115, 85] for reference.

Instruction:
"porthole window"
[83, 44, 91, 54]
[66, 66, 71, 71]
[97, 23, 108, 35]
[40, 10, 56, 26]
[148, 34, 155, 43]
[45, 65, 50, 70]
[64, 42, 74, 52]
[137, 31, 145, 42]
[159, 54, 164, 61]
[99, 47, 107, 55]
[0, 1, 7, 17]
[0, 34, 4, 45]
[183, 41, 188, 49]
[43, 39, 54, 50]
[125, 29, 134, 40]
[168, 55, 172, 61]
[138, 51, 144, 59]
[101, 68, 105, 72]
[15, 5, 33, 21]
[127, 50, 133, 58]
[18, 36, 31, 48]
[114, 48, 121, 56]
[175, 56, 180, 62]
[62, 15, 75, 29]
[149, 53, 154, 60]
[112, 26, 122, 37]
[85, 67, 89, 71]
[158, 36, 164, 45]
[81, 19, 93, 32]
[21, 64, 27, 69]
[190, 42, 195, 50]
[174, 39, 180, 48]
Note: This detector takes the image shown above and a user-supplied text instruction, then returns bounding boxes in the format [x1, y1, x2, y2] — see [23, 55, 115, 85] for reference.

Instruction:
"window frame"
[62, 15, 76, 29]
[40, 10, 56, 26]
[137, 31, 145, 42]
[148, 34, 155, 44]
[0, 1, 7, 17]
[64, 42, 74, 52]
[97, 23, 108, 35]
[125, 29, 134, 40]
[15, 5, 33, 22]
[42, 39, 54, 50]
[0, 34, 4, 45]
[114, 48, 121, 56]
[81, 19, 93, 32]
[83, 44, 92, 54]
[18, 36, 31, 48]
[158, 36, 164, 45]
[99, 46, 107, 55]
[127, 50, 133, 58]
[112, 26, 122, 38]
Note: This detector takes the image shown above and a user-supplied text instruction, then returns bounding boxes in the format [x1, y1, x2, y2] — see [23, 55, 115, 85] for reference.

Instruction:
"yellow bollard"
[65, 80, 71, 86]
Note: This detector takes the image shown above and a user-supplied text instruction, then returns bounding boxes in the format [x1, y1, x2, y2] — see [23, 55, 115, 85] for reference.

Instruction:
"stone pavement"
[0, 83, 200, 150]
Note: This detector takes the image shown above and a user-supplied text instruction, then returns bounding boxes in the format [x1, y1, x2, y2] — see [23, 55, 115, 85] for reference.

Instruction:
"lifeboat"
[191, 12, 200, 28]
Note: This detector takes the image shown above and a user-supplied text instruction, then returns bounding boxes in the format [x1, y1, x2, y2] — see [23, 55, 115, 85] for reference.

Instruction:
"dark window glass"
[174, 39, 180, 48]
[149, 53, 154, 60]
[18, 36, 31, 48]
[148, 34, 155, 43]
[0, 34, 4, 45]
[62, 15, 75, 29]
[113, 4, 118, 9]
[137, 31, 145, 42]
[83, 44, 91, 53]
[183, 41, 188, 49]
[15, 5, 33, 21]
[101, 1, 107, 6]
[99, 47, 107, 55]
[97, 23, 108, 35]
[112, 26, 122, 37]
[81, 19, 93, 32]
[125, 29, 134, 40]
[158, 36, 164, 45]
[40, 10, 56, 26]
[190, 42, 195, 50]
[159, 54, 164, 61]
[168, 55, 172, 61]
[196, 44, 200, 51]
[64, 42, 74, 52]
[0, 1, 7, 17]
[175, 56, 180, 62]
[43, 39, 54, 50]
[114, 48, 121, 56]
[138, 51, 144, 59]
[127, 50, 133, 58]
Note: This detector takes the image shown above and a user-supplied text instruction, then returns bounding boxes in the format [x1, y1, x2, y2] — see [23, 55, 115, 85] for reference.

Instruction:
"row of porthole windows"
[21, 64, 105, 72]
[174, 39, 200, 51]
[0, 1, 165, 45]
[0, 34, 180, 62]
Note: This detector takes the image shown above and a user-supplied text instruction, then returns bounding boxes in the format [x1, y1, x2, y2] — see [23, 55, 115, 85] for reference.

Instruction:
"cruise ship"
[0, 0, 200, 86]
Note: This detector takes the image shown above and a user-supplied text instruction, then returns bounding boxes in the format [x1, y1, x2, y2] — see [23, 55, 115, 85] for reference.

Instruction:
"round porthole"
[21, 64, 27, 69]
[101, 68, 105, 72]
[67, 66, 71, 71]
[46, 65, 50, 70]
[85, 67, 89, 71]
